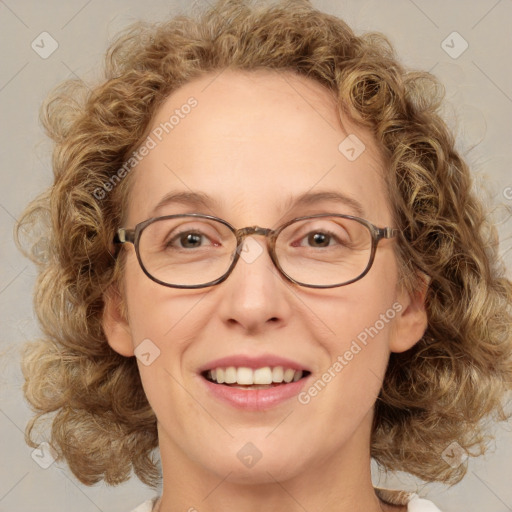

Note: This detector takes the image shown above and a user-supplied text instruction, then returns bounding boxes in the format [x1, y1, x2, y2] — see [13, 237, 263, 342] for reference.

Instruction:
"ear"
[390, 273, 429, 353]
[102, 284, 135, 357]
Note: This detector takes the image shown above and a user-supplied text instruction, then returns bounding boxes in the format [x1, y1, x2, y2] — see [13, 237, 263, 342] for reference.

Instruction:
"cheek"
[330, 295, 398, 376]
[122, 255, 186, 343]
[121, 256, 204, 380]
[300, 301, 398, 426]
[322, 264, 400, 356]
[309, 259, 401, 403]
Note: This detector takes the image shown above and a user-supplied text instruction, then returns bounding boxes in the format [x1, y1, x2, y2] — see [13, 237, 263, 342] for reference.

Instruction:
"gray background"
[1, 0, 511, 511]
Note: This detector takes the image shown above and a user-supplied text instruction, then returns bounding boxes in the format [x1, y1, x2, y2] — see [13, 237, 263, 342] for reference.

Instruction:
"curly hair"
[16, 0, 512, 489]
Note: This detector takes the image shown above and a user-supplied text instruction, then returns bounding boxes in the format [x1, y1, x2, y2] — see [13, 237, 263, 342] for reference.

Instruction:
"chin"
[205, 454, 306, 484]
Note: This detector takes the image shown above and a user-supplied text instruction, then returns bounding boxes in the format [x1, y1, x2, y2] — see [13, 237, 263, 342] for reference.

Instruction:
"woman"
[17, 1, 512, 511]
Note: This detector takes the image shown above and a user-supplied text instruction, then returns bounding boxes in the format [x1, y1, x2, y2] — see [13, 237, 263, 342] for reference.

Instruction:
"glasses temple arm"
[113, 228, 136, 244]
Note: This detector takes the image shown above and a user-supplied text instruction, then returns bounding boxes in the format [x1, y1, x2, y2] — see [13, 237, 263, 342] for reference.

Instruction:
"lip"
[200, 372, 312, 411]
[198, 354, 311, 373]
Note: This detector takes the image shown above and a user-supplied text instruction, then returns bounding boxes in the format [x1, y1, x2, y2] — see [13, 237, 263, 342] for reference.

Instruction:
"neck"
[155, 412, 392, 512]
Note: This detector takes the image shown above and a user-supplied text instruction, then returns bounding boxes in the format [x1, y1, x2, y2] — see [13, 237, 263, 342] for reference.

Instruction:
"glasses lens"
[275, 216, 373, 286]
[138, 216, 237, 286]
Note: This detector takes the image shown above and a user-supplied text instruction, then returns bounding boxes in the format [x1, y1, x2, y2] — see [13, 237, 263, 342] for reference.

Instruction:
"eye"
[170, 231, 208, 249]
[289, 220, 351, 249]
[295, 230, 342, 248]
[165, 228, 220, 249]
[154, 220, 222, 250]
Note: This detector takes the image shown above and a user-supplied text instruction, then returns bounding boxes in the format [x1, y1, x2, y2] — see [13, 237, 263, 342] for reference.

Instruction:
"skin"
[103, 69, 427, 512]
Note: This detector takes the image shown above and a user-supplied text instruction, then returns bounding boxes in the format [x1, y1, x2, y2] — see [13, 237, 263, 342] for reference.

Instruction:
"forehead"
[126, 69, 390, 226]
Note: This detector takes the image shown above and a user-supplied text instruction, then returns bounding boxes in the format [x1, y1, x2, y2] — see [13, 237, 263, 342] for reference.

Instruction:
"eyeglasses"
[113, 213, 399, 289]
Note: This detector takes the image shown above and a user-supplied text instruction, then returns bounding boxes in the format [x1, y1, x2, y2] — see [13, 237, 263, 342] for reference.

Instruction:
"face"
[104, 69, 427, 485]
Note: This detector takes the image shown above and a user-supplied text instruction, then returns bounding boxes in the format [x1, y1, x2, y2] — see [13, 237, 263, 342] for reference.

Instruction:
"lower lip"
[200, 375, 310, 410]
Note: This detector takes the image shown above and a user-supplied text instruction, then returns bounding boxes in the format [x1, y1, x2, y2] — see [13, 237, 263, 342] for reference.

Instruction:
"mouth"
[201, 366, 311, 390]
[197, 355, 313, 410]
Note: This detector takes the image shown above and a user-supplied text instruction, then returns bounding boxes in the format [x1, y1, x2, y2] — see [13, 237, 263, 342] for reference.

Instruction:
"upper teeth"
[207, 366, 303, 385]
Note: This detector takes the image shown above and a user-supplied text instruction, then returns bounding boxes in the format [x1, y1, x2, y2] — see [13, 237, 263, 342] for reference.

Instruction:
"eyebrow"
[150, 189, 366, 218]
[282, 190, 365, 218]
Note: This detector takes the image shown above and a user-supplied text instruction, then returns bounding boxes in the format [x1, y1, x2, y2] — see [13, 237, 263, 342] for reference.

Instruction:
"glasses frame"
[114, 213, 399, 289]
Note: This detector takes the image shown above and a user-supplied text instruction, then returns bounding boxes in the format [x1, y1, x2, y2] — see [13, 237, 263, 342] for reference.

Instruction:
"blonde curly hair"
[16, 0, 512, 489]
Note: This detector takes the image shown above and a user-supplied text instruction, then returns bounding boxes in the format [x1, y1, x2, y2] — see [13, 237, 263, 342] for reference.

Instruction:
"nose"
[215, 232, 292, 334]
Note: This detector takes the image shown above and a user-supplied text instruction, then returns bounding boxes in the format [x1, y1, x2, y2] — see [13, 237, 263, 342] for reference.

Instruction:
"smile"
[199, 362, 312, 410]
[203, 366, 310, 388]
